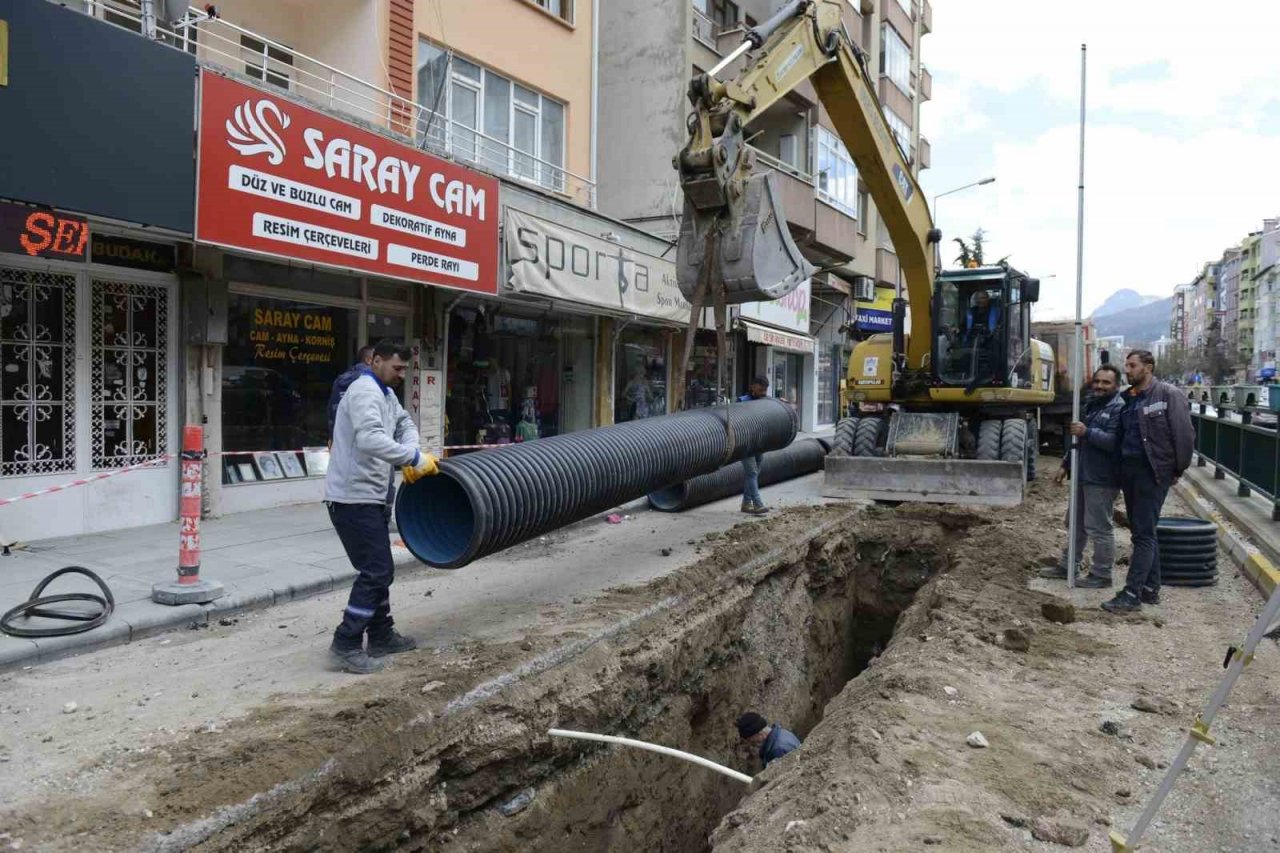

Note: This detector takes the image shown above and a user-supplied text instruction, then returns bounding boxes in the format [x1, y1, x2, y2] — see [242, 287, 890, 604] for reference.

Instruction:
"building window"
[816, 126, 858, 217]
[530, 0, 573, 23]
[0, 267, 77, 477]
[91, 280, 167, 469]
[883, 108, 911, 161]
[893, 0, 913, 16]
[858, 189, 869, 227]
[880, 23, 911, 96]
[417, 41, 567, 193]
[616, 328, 668, 423]
[241, 35, 294, 90]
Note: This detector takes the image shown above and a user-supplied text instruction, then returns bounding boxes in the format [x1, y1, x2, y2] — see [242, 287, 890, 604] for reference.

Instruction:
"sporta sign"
[196, 70, 498, 294]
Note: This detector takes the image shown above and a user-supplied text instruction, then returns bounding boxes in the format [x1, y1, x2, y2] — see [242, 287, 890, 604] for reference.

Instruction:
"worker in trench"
[1043, 364, 1125, 588]
[736, 711, 801, 768]
[326, 339, 439, 674]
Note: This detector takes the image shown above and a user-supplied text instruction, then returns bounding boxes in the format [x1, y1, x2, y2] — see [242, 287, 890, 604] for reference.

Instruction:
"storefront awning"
[740, 319, 816, 355]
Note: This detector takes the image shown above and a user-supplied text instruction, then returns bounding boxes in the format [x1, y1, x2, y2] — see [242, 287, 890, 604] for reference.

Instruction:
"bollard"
[152, 425, 225, 605]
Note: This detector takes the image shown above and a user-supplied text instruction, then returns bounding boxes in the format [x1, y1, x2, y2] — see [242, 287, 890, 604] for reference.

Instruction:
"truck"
[670, 0, 1055, 506]
[1030, 320, 1101, 450]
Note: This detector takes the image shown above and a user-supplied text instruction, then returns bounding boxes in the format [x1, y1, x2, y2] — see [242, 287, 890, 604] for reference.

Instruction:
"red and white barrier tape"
[0, 448, 318, 508]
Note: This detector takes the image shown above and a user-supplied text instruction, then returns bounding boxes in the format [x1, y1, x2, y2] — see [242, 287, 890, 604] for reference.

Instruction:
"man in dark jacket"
[1103, 350, 1194, 613]
[1043, 364, 1125, 587]
[736, 711, 801, 769]
[328, 345, 375, 438]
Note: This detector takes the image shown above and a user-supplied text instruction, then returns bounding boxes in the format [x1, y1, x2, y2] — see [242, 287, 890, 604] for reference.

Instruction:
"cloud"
[917, 0, 1280, 324]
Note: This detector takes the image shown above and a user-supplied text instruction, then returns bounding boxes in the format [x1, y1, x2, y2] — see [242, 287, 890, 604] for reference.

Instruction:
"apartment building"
[1249, 219, 1280, 378]
[1187, 262, 1219, 351]
[1170, 283, 1193, 349]
[1217, 247, 1243, 367]
[597, 0, 932, 429]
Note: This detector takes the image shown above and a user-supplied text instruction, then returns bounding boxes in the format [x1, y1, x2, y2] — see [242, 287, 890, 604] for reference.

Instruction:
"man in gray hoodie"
[326, 339, 438, 673]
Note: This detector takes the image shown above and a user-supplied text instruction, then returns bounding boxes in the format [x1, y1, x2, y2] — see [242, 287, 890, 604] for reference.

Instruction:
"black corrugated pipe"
[647, 438, 828, 512]
[396, 399, 798, 568]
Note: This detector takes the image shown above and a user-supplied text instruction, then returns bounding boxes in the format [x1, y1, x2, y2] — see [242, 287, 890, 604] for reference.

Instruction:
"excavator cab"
[933, 266, 1038, 392]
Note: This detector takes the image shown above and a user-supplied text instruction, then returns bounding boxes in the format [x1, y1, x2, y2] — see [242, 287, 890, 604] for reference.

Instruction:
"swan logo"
[225, 99, 291, 165]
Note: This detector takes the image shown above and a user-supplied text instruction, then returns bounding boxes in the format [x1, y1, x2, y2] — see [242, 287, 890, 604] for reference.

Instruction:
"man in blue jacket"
[1103, 350, 1194, 614]
[1042, 364, 1125, 588]
[738, 377, 773, 514]
[736, 711, 801, 769]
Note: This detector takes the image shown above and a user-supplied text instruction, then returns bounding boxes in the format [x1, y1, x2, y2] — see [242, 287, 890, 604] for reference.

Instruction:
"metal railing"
[71, 0, 597, 208]
[749, 145, 813, 183]
[692, 7, 719, 49]
[1190, 398, 1280, 518]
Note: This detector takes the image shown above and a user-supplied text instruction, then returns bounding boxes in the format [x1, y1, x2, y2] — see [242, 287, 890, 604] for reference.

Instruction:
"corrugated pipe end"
[396, 470, 475, 569]
[647, 482, 690, 512]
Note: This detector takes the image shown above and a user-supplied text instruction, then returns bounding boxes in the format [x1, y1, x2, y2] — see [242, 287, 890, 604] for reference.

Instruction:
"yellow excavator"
[672, 0, 1055, 506]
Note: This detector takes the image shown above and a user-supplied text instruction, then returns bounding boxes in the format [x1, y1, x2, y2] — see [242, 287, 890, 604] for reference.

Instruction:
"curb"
[0, 545, 421, 673]
[1172, 477, 1280, 598]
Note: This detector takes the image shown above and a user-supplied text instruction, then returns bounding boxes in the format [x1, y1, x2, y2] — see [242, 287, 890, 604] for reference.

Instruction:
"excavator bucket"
[822, 457, 1026, 507]
[676, 172, 815, 305]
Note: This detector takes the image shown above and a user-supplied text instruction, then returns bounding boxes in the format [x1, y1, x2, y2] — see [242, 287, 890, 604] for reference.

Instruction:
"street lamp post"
[931, 177, 995, 270]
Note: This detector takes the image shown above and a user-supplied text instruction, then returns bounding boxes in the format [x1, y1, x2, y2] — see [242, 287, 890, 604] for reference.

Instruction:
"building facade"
[597, 0, 932, 430]
[1170, 283, 1192, 349]
[1217, 247, 1243, 370]
[1250, 219, 1280, 379]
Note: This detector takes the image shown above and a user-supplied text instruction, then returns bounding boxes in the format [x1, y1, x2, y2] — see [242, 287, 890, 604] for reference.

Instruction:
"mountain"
[1092, 289, 1165, 318]
[1092, 296, 1174, 347]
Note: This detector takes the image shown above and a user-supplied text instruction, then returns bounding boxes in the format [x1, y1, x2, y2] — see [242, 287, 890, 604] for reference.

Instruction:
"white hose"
[548, 728, 753, 784]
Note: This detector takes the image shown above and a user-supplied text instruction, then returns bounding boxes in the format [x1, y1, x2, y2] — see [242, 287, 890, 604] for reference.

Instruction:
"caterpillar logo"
[892, 164, 914, 203]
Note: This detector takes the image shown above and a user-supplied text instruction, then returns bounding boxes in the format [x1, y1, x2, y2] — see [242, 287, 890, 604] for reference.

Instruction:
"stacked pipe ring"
[396, 398, 798, 568]
[647, 438, 829, 512]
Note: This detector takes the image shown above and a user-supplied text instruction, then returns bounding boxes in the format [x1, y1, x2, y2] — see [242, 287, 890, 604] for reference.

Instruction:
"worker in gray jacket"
[1103, 350, 1195, 613]
[326, 339, 438, 674]
[1042, 364, 1125, 588]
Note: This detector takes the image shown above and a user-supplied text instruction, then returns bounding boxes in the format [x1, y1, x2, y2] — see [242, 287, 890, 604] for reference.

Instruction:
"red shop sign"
[195, 70, 498, 294]
[0, 200, 89, 261]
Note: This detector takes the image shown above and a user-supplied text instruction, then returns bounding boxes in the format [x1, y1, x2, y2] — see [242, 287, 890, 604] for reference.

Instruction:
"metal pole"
[1066, 45, 1087, 590]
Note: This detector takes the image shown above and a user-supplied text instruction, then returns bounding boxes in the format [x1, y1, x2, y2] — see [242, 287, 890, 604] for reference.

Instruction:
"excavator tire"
[831, 418, 858, 456]
[1026, 419, 1039, 481]
[976, 420, 1003, 461]
[1000, 419, 1029, 478]
[853, 417, 885, 457]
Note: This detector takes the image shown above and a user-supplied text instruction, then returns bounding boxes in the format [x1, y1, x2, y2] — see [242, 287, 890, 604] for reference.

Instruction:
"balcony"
[920, 66, 932, 101]
[921, 0, 933, 34]
[919, 136, 931, 170]
[876, 248, 901, 287]
[79, 0, 597, 208]
[692, 6, 719, 49]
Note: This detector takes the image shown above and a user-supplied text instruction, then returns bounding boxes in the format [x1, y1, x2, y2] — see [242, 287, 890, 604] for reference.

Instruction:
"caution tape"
[0, 448, 316, 508]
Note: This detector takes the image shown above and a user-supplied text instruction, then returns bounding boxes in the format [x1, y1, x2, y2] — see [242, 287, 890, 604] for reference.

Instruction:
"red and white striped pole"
[152, 425, 225, 605]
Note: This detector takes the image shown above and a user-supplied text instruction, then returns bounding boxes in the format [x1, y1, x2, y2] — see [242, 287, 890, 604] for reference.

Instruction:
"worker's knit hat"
[736, 712, 768, 739]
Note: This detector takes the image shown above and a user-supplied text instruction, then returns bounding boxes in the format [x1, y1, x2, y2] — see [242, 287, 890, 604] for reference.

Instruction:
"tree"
[952, 228, 987, 268]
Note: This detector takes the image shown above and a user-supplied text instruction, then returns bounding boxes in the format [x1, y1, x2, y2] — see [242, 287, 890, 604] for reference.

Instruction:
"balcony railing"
[692, 7, 719, 49]
[749, 145, 813, 184]
[74, 0, 597, 208]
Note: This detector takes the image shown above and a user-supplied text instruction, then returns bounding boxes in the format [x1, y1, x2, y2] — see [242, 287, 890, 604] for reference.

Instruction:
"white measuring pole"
[1066, 44, 1087, 589]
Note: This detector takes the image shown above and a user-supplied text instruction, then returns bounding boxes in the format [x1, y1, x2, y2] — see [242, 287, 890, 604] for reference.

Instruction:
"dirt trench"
[2, 506, 953, 852]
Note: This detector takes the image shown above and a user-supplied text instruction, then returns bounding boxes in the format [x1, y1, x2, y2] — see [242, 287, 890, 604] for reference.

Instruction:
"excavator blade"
[676, 172, 815, 305]
[822, 457, 1026, 507]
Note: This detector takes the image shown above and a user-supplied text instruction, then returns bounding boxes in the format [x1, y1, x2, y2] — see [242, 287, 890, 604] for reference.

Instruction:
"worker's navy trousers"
[329, 501, 396, 651]
[1119, 456, 1168, 601]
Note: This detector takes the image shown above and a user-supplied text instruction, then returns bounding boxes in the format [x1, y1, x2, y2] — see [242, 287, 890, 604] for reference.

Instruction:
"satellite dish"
[162, 0, 190, 23]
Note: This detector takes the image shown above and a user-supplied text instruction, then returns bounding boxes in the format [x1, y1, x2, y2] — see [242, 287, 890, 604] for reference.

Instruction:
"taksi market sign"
[195, 70, 498, 293]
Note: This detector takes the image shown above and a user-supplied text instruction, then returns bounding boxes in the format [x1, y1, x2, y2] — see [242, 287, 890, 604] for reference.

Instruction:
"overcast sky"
[917, 0, 1280, 321]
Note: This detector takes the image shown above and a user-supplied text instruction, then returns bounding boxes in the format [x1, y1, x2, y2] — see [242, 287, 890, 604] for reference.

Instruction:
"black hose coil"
[647, 438, 828, 512]
[397, 399, 798, 568]
[1, 566, 115, 638]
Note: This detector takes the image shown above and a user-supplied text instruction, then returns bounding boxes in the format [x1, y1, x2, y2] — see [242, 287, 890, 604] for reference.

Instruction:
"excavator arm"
[672, 0, 938, 407]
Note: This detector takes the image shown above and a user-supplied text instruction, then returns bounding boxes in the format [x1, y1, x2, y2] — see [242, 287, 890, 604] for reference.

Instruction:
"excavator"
[672, 0, 1055, 506]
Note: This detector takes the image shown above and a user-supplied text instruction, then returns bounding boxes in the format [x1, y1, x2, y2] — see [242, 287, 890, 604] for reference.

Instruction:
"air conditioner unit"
[853, 276, 876, 302]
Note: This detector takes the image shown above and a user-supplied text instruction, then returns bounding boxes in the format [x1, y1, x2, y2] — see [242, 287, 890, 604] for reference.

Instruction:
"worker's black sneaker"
[368, 630, 419, 658]
[1076, 574, 1113, 589]
[329, 644, 385, 674]
[741, 502, 769, 515]
[1140, 588, 1161, 605]
[1101, 592, 1142, 614]
[1038, 564, 1074, 580]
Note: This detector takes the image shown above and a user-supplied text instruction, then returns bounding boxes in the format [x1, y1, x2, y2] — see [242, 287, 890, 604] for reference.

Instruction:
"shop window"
[222, 294, 359, 477]
[616, 328, 668, 422]
[684, 330, 734, 409]
[0, 267, 76, 477]
[817, 344, 838, 425]
[446, 306, 581, 448]
[91, 279, 168, 469]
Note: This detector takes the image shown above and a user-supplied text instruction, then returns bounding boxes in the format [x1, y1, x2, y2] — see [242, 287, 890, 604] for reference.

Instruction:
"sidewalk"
[0, 502, 419, 669]
[1175, 463, 1280, 596]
